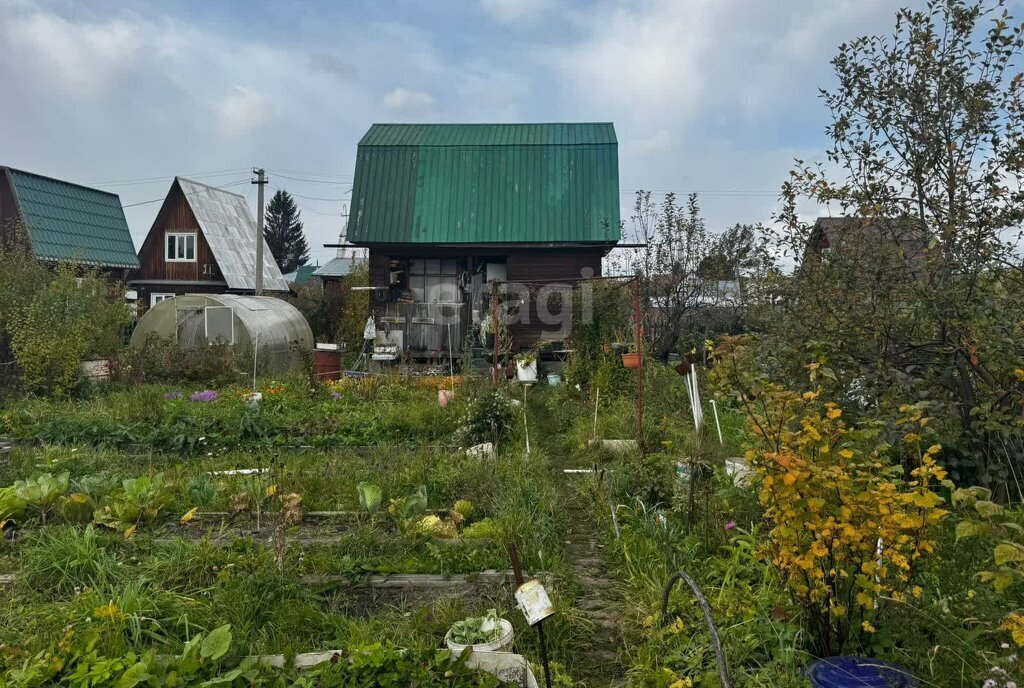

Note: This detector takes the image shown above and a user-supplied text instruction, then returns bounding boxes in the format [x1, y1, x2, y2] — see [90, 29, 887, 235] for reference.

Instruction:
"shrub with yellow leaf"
[712, 335, 948, 656]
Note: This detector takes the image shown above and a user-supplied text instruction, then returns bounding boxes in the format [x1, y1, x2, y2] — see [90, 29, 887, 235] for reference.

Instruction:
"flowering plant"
[190, 390, 218, 403]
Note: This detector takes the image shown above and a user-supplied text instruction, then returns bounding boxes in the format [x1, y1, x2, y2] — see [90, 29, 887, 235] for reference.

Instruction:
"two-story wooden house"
[130, 177, 287, 310]
[340, 123, 621, 356]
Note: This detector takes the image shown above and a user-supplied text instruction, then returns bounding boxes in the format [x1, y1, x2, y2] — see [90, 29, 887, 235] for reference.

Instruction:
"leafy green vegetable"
[357, 481, 383, 515]
[446, 609, 506, 646]
[200, 624, 232, 661]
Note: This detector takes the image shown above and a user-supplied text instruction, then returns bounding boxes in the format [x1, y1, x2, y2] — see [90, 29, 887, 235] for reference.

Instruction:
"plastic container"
[807, 657, 918, 688]
[516, 359, 538, 382]
[444, 619, 515, 654]
[546, 374, 561, 386]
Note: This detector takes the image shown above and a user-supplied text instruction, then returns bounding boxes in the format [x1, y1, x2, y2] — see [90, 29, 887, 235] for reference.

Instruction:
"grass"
[1, 367, 1021, 686]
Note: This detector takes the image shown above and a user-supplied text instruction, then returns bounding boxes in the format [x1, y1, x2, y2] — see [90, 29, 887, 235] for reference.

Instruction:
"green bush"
[3, 259, 130, 397]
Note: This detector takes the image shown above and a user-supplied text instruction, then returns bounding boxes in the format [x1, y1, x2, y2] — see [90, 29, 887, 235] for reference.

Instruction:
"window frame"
[203, 306, 235, 345]
[150, 292, 175, 307]
[165, 232, 197, 263]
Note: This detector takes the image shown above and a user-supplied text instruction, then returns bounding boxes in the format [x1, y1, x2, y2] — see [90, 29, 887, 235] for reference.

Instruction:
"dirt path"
[527, 390, 628, 688]
[561, 476, 627, 687]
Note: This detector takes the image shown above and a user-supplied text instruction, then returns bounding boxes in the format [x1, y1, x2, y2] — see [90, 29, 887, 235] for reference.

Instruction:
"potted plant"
[621, 343, 642, 369]
[611, 328, 631, 354]
[444, 609, 515, 654]
[515, 350, 538, 382]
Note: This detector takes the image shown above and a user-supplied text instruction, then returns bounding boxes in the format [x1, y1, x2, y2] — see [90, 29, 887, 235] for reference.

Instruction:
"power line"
[91, 168, 251, 187]
[268, 168, 352, 179]
[271, 172, 352, 185]
[620, 189, 779, 197]
[121, 178, 250, 208]
[271, 186, 350, 203]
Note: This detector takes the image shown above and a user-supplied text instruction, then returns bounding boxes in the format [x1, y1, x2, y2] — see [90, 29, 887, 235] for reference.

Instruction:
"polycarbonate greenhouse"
[130, 294, 313, 373]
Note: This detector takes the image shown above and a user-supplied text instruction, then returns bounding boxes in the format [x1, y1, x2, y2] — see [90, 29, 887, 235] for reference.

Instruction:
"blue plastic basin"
[807, 657, 918, 688]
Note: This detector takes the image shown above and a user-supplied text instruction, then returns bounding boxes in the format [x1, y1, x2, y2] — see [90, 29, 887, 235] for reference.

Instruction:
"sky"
[0, 0, 940, 266]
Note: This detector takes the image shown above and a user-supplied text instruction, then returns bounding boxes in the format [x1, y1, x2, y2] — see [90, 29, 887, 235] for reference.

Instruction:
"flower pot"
[621, 353, 642, 369]
[516, 359, 538, 382]
[444, 618, 515, 655]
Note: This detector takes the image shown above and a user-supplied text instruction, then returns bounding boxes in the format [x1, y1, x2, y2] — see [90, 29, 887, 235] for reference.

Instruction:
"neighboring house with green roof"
[340, 122, 621, 356]
[0, 166, 139, 277]
[283, 264, 320, 287]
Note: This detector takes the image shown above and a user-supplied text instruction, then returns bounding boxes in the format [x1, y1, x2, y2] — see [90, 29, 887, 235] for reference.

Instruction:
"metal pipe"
[660, 571, 731, 688]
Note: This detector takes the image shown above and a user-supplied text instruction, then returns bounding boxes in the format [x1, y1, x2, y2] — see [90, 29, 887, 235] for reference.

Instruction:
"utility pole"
[252, 168, 268, 295]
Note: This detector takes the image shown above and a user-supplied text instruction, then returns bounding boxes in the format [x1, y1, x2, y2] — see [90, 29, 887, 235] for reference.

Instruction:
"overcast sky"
[0, 0, 942, 265]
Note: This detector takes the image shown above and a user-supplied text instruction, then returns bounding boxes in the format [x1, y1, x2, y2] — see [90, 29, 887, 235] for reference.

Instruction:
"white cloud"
[383, 87, 437, 113]
[2, 10, 141, 96]
[214, 86, 278, 136]
[479, 0, 552, 25]
[622, 128, 673, 157]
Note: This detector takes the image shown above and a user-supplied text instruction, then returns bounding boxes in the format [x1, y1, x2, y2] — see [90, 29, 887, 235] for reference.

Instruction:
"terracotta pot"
[621, 352, 642, 369]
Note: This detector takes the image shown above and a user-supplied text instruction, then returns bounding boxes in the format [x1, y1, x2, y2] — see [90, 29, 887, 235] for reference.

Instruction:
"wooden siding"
[0, 170, 22, 245]
[131, 181, 226, 312]
[135, 183, 219, 282]
[507, 249, 602, 346]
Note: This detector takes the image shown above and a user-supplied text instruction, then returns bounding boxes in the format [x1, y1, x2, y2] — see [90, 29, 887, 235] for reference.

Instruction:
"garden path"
[526, 389, 628, 688]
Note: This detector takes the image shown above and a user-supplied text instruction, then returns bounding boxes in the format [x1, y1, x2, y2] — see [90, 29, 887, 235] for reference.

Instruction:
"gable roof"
[313, 255, 362, 278]
[283, 264, 319, 285]
[347, 123, 621, 245]
[2, 167, 139, 268]
[175, 177, 288, 291]
[810, 216, 931, 260]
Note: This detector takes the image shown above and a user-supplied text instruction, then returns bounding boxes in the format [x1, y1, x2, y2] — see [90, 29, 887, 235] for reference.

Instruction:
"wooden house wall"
[135, 185, 219, 282]
[132, 183, 225, 309]
[366, 245, 604, 353]
[0, 171, 21, 245]
[506, 248, 602, 346]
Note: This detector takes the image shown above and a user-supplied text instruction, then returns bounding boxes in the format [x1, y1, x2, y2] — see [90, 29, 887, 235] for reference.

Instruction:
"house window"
[150, 293, 175, 307]
[408, 258, 459, 303]
[166, 233, 196, 262]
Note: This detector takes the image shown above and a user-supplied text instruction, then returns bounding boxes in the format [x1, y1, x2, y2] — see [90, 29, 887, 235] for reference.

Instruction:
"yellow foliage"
[710, 335, 948, 648]
[1001, 612, 1024, 648]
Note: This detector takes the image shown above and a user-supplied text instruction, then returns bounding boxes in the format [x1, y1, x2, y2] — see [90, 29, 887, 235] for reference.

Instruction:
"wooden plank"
[304, 570, 552, 588]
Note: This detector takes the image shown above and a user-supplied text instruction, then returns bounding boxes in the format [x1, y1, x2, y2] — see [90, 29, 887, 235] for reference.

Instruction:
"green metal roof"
[348, 123, 621, 245]
[4, 167, 139, 268]
[284, 264, 319, 285]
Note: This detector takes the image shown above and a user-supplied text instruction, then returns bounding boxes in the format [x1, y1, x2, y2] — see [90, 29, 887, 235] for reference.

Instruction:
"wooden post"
[634, 278, 644, 450]
[508, 543, 553, 688]
[252, 168, 267, 295]
[491, 279, 500, 384]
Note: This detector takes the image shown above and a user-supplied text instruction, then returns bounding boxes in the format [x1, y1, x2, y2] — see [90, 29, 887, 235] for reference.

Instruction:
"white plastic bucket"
[516, 359, 538, 382]
[445, 619, 515, 654]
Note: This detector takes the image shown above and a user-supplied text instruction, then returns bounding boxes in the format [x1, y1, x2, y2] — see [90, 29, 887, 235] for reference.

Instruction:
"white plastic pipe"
[711, 399, 723, 445]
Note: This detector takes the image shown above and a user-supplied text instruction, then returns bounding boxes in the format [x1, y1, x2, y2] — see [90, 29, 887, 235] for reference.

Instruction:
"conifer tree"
[264, 189, 309, 274]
